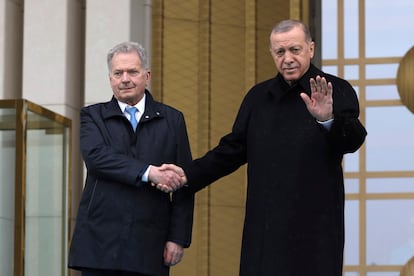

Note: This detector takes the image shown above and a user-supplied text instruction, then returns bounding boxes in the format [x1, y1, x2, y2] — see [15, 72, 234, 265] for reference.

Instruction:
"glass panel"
[344, 0, 359, 59]
[345, 179, 359, 194]
[0, 108, 16, 276]
[366, 200, 414, 265]
[366, 64, 399, 79]
[365, 0, 414, 58]
[344, 148, 359, 173]
[367, 178, 414, 193]
[322, 65, 338, 75]
[366, 106, 414, 171]
[24, 110, 69, 276]
[25, 217, 64, 275]
[344, 65, 359, 81]
[321, 0, 338, 59]
[344, 200, 359, 265]
[366, 85, 400, 101]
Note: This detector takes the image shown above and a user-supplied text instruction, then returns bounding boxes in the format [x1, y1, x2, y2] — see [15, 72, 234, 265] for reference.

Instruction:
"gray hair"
[107, 41, 149, 72]
[269, 19, 313, 46]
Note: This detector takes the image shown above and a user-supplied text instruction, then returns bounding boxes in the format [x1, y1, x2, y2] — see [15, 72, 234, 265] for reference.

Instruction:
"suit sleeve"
[80, 107, 149, 186]
[327, 79, 367, 153]
[168, 113, 195, 247]
[184, 93, 250, 193]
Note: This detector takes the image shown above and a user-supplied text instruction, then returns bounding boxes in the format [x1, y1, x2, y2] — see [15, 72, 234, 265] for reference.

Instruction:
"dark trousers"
[81, 268, 151, 276]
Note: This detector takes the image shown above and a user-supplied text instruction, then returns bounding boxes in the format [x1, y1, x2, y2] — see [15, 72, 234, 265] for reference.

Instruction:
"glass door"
[0, 99, 72, 276]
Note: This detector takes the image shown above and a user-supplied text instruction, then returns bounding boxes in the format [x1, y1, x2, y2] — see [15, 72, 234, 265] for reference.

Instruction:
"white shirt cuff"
[142, 165, 151, 182]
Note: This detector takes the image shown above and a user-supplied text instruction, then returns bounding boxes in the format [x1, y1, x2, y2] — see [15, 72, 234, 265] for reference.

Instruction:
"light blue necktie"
[125, 106, 138, 131]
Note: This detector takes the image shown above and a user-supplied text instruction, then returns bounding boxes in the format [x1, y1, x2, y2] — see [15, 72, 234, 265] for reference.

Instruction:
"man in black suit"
[158, 19, 367, 276]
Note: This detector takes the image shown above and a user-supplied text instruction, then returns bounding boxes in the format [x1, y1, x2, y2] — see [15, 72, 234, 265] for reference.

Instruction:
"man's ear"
[309, 41, 315, 59]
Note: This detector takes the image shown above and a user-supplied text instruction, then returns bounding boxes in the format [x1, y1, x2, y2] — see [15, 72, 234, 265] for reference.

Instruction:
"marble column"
[20, 1, 84, 275]
[0, 0, 23, 99]
[84, 0, 152, 105]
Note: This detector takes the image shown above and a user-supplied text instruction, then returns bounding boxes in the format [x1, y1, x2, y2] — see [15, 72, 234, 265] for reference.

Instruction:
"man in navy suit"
[68, 41, 193, 276]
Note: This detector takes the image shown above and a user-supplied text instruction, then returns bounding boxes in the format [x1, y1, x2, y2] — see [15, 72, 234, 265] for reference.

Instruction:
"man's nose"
[283, 51, 294, 62]
[121, 71, 130, 81]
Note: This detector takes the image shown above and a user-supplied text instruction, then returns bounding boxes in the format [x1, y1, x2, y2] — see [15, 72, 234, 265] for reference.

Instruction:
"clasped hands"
[148, 164, 187, 193]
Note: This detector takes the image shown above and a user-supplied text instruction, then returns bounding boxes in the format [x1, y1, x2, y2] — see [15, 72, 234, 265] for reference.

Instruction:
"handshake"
[148, 164, 188, 193]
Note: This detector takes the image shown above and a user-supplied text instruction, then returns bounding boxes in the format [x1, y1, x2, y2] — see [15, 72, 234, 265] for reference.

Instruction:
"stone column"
[20, 1, 84, 275]
[21, 0, 83, 117]
[0, 0, 23, 99]
[84, 0, 152, 106]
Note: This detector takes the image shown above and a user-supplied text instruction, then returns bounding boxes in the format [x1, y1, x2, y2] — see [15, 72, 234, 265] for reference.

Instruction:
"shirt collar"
[117, 94, 146, 114]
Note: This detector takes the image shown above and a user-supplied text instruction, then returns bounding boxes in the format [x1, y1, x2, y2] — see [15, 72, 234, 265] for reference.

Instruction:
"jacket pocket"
[87, 179, 98, 212]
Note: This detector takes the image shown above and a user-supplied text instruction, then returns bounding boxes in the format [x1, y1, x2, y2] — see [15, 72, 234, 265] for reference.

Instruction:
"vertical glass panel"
[366, 85, 400, 101]
[344, 200, 359, 265]
[344, 148, 359, 172]
[0, 108, 16, 276]
[344, 65, 359, 81]
[367, 178, 414, 193]
[366, 106, 414, 171]
[321, 0, 338, 59]
[366, 0, 414, 58]
[322, 65, 338, 75]
[24, 111, 69, 276]
[366, 200, 414, 265]
[366, 64, 399, 79]
[344, 0, 359, 58]
[345, 178, 359, 194]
